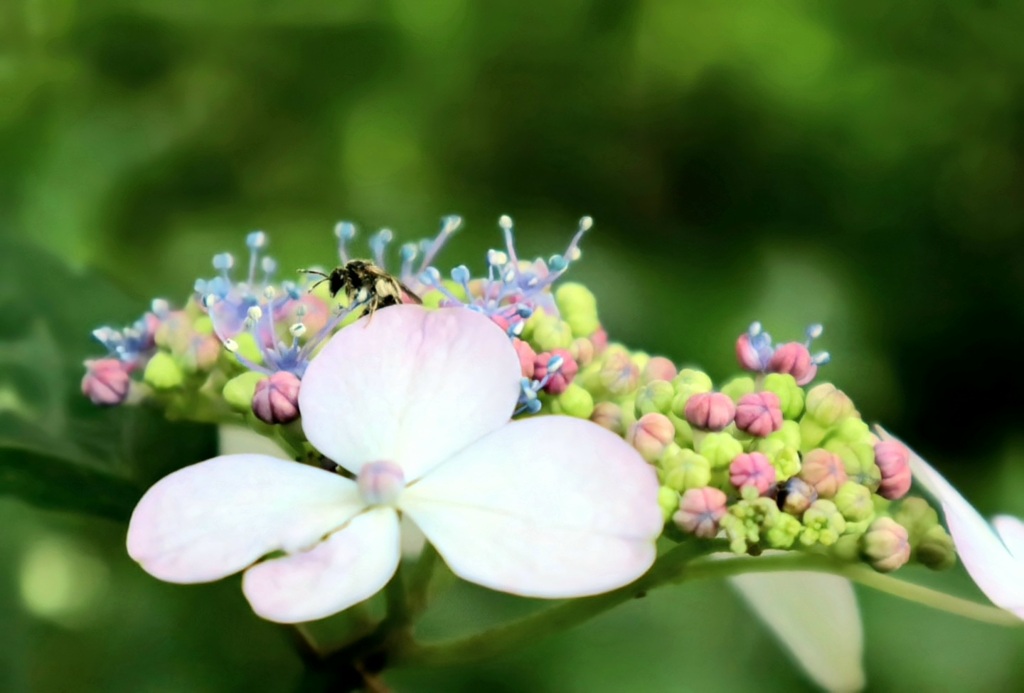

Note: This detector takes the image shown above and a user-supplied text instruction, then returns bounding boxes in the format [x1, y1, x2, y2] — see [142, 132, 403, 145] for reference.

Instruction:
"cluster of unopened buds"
[82, 213, 1024, 689]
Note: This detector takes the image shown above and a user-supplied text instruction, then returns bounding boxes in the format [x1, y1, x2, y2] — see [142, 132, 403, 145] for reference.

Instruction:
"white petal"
[242, 507, 401, 623]
[399, 416, 662, 598]
[127, 455, 363, 583]
[993, 515, 1024, 561]
[731, 571, 865, 692]
[878, 427, 1024, 618]
[299, 305, 521, 481]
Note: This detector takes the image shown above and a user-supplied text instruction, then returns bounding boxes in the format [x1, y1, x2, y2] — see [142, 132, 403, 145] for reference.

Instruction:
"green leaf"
[0, 237, 217, 520]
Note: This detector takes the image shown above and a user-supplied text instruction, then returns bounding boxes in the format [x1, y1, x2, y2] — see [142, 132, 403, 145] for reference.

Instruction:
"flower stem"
[679, 553, 1022, 627]
[394, 540, 709, 666]
[406, 544, 439, 620]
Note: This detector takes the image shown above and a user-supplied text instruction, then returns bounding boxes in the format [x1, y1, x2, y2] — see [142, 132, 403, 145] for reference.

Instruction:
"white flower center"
[357, 461, 406, 506]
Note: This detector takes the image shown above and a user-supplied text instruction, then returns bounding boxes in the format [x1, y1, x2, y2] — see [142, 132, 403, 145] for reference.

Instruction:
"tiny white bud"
[223, 339, 239, 353]
[499, 214, 513, 230]
[579, 216, 593, 231]
[263, 286, 277, 300]
[247, 306, 263, 322]
[290, 322, 307, 337]
[487, 249, 509, 266]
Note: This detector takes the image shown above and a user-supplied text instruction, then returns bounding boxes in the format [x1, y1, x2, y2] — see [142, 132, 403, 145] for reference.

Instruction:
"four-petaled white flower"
[878, 427, 1024, 619]
[127, 305, 662, 623]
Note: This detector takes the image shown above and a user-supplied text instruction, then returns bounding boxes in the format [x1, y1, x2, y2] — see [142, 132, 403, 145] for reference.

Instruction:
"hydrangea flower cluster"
[82, 213, 1024, 691]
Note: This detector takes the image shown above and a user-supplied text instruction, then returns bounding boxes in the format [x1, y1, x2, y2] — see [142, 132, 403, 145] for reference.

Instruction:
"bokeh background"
[3, 0, 1024, 690]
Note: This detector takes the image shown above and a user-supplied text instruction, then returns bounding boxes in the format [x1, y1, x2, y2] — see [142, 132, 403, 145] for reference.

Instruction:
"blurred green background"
[3, 0, 1024, 690]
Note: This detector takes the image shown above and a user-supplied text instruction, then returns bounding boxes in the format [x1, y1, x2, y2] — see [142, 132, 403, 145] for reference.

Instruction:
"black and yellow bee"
[301, 260, 422, 320]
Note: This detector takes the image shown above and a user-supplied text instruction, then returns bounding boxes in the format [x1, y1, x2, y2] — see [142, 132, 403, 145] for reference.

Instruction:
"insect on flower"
[301, 260, 423, 321]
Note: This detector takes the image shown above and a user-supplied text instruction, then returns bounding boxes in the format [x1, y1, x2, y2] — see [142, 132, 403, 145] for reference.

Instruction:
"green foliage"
[0, 239, 217, 520]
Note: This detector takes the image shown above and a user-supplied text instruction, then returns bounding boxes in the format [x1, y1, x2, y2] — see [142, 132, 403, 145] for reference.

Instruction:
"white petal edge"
[731, 570, 865, 693]
[127, 454, 363, 583]
[399, 416, 662, 598]
[877, 427, 1024, 618]
[243, 506, 401, 623]
[299, 305, 521, 482]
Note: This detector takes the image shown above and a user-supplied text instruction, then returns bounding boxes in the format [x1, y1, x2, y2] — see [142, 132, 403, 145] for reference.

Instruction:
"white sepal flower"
[128, 305, 662, 623]
[732, 570, 864, 692]
[878, 426, 1024, 619]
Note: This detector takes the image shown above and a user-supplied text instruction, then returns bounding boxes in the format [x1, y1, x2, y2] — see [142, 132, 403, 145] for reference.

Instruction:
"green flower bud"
[917, 525, 957, 571]
[657, 486, 679, 522]
[804, 383, 855, 426]
[531, 315, 574, 352]
[762, 373, 805, 420]
[223, 372, 267, 412]
[554, 282, 600, 338]
[631, 351, 650, 374]
[834, 482, 874, 523]
[697, 431, 744, 469]
[891, 497, 941, 547]
[798, 416, 829, 452]
[829, 417, 871, 445]
[635, 380, 675, 416]
[599, 347, 640, 396]
[232, 332, 264, 367]
[671, 368, 714, 402]
[767, 420, 802, 450]
[801, 499, 847, 546]
[720, 375, 755, 403]
[668, 412, 695, 447]
[619, 394, 638, 430]
[193, 315, 215, 336]
[862, 517, 911, 572]
[551, 383, 594, 419]
[722, 496, 780, 554]
[756, 438, 801, 480]
[829, 534, 862, 562]
[764, 511, 802, 549]
[143, 351, 184, 390]
[827, 440, 881, 492]
[661, 448, 712, 492]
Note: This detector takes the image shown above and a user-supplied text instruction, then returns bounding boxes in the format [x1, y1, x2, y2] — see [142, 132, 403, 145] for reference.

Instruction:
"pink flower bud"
[590, 327, 608, 355]
[735, 333, 763, 371]
[674, 487, 728, 538]
[862, 517, 911, 572]
[874, 440, 912, 500]
[570, 337, 595, 367]
[626, 412, 676, 463]
[767, 342, 817, 386]
[534, 349, 578, 395]
[512, 338, 537, 379]
[798, 448, 848, 498]
[590, 402, 624, 435]
[684, 392, 736, 431]
[252, 371, 301, 424]
[81, 358, 132, 406]
[729, 452, 777, 495]
[734, 392, 783, 437]
[642, 356, 678, 384]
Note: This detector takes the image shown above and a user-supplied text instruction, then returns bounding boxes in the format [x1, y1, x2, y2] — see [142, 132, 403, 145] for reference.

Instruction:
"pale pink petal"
[127, 455, 363, 584]
[731, 570, 864, 692]
[993, 515, 1024, 561]
[299, 305, 521, 482]
[242, 507, 401, 623]
[399, 416, 662, 597]
[878, 427, 1024, 618]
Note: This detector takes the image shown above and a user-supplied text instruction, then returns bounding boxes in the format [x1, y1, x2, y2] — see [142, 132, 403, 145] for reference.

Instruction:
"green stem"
[407, 544, 439, 620]
[680, 554, 1021, 627]
[394, 540, 709, 666]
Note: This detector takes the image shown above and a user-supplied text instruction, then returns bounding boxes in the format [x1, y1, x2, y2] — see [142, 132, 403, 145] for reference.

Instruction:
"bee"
[301, 260, 422, 321]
